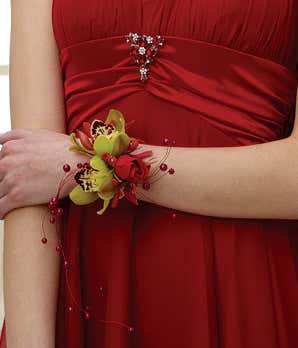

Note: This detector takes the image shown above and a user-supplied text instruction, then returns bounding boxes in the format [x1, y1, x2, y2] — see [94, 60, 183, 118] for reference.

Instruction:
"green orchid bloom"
[69, 165, 118, 215]
[92, 110, 130, 157]
[69, 109, 131, 157]
[68, 108, 132, 215]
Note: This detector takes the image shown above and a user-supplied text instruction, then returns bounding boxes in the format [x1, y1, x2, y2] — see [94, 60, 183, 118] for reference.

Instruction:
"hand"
[0, 128, 89, 219]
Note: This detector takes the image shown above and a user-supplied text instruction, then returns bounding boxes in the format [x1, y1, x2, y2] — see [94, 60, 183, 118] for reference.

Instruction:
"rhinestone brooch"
[125, 32, 165, 82]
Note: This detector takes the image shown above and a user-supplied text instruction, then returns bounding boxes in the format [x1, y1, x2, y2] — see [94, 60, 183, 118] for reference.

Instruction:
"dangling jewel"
[140, 67, 149, 81]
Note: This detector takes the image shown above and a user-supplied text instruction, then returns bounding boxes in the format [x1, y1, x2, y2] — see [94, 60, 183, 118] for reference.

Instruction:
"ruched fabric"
[60, 35, 297, 144]
[1, 1, 298, 347]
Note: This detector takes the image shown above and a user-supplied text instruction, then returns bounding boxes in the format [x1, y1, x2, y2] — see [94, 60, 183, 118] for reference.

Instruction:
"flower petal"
[96, 198, 111, 215]
[105, 109, 125, 132]
[93, 170, 113, 190]
[125, 190, 138, 205]
[112, 133, 131, 157]
[76, 129, 94, 151]
[93, 135, 113, 155]
[90, 156, 109, 172]
[82, 121, 92, 138]
[69, 133, 95, 156]
[97, 174, 117, 200]
[97, 189, 116, 200]
[69, 185, 98, 205]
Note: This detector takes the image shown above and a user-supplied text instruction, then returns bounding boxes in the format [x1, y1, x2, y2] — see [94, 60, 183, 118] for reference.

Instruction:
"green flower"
[68, 109, 131, 157]
[69, 166, 118, 215]
[68, 109, 132, 215]
[92, 109, 130, 157]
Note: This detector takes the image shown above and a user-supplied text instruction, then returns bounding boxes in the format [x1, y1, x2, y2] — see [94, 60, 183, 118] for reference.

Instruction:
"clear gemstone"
[138, 46, 146, 55]
[132, 33, 139, 42]
[140, 67, 149, 81]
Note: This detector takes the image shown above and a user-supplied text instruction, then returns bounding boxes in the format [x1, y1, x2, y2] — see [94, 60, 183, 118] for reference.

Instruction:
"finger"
[0, 195, 15, 220]
[0, 139, 20, 160]
[0, 175, 8, 199]
[0, 157, 6, 181]
[0, 128, 32, 145]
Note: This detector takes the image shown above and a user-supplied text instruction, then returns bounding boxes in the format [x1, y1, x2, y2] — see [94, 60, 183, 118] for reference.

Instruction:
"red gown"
[1, 0, 298, 347]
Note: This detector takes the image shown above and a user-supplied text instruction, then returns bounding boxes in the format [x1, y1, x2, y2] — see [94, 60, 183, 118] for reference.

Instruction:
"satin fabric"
[1, 1, 298, 347]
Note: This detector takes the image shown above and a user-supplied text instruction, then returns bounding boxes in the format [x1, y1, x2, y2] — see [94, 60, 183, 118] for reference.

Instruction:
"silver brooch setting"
[125, 32, 165, 82]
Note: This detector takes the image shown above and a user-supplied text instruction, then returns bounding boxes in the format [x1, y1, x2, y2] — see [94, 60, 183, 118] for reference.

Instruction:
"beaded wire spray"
[40, 110, 176, 335]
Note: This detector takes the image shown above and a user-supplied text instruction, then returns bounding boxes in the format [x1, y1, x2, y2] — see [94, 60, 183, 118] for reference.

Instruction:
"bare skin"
[135, 122, 298, 219]
[2, 0, 298, 347]
[2, 1, 85, 347]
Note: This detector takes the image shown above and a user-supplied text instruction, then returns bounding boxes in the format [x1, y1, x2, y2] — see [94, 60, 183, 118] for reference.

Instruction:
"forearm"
[4, 205, 60, 348]
[137, 136, 298, 219]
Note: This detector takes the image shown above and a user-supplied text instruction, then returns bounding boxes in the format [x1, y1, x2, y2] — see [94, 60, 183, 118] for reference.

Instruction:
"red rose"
[114, 154, 150, 183]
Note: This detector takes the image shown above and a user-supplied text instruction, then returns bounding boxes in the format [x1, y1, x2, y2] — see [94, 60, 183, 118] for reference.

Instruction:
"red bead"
[63, 164, 71, 172]
[85, 305, 90, 311]
[68, 306, 73, 312]
[146, 48, 152, 56]
[99, 285, 105, 294]
[83, 162, 90, 168]
[168, 168, 175, 175]
[50, 208, 57, 215]
[160, 163, 168, 171]
[172, 213, 177, 219]
[48, 201, 55, 209]
[41, 237, 47, 244]
[163, 138, 170, 145]
[172, 140, 176, 145]
[50, 196, 58, 204]
[49, 216, 55, 224]
[84, 312, 90, 319]
[128, 326, 134, 333]
[77, 162, 83, 168]
[64, 260, 69, 268]
[56, 245, 62, 252]
[142, 182, 151, 190]
[56, 207, 63, 216]
[109, 157, 116, 166]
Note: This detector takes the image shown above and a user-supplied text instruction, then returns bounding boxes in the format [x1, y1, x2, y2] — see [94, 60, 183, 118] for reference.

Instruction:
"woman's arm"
[137, 89, 298, 220]
[3, 1, 65, 347]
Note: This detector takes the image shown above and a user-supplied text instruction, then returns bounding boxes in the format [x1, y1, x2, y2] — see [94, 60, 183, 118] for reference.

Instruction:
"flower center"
[91, 120, 118, 139]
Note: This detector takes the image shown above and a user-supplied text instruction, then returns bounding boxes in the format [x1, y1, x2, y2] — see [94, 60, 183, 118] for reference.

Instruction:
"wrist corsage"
[66, 109, 154, 215]
[45, 109, 175, 225]
[40, 108, 176, 333]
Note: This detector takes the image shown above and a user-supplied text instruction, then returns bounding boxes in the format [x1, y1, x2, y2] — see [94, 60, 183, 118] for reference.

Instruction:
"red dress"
[2, 0, 298, 347]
